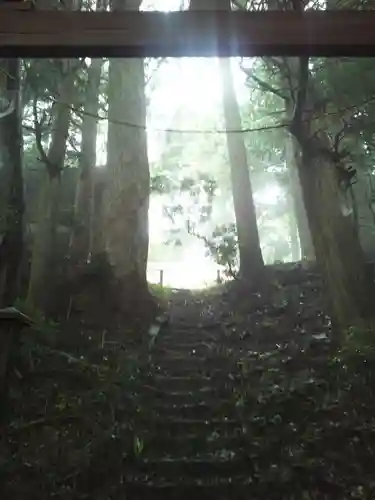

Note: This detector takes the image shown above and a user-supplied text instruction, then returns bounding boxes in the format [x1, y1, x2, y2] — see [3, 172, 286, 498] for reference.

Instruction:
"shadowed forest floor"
[2, 263, 375, 499]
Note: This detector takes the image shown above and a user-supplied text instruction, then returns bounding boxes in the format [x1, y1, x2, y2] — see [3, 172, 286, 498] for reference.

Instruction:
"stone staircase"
[125, 292, 251, 499]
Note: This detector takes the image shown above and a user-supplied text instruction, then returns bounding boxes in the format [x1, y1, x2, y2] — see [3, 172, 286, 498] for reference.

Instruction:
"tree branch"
[32, 96, 53, 172]
[231, 0, 246, 8]
[240, 59, 287, 100]
[279, 56, 297, 103]
[0, 96, 15, 119]
[290, 56, 309, 139]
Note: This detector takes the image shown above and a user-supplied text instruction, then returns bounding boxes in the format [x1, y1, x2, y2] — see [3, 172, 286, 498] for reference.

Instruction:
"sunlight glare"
[255, 184, 282, 206]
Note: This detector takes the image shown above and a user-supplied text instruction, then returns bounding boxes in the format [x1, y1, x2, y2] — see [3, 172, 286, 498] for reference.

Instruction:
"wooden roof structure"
[0, 9, 375, 58]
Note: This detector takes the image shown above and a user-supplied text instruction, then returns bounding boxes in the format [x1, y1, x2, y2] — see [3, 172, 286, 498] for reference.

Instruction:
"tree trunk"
[289, 217, 300, 261]
[103, 0, 150, 294]
[189, 0, 264, 283]
[69, 57, 102, 266]
[0, 58, 24, 307]
[285, 192, 300, 261]
[287, 137, 315, 261]
[291, 61, 374, 335]
[91, 167, 107, 258]
[351, 168, 375, 259]
[281, 56, 315, 262]
[298, 145, 372, 333]
[27, 172, 62, 310]
[219, 57, 264, 282]
[27, 60, 75, 311]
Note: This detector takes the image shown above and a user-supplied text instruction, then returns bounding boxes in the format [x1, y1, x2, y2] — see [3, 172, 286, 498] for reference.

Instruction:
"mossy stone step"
[148, 374, 240, 392]
[149, 400, 237, 419]
[150, 354, 251, 371]
[127, 456, 250, 479]
[152, 345, 217, 358]
[151, 364, 238, 378]
[140, 437, 246, 460]
[140, 391, 240, 409]
[155, 340, 220, 352]
[160, 324, 221, 336]
[133, 417, 245, 435]
[124, 476, 251, 500]
[135, 386, 236, 405]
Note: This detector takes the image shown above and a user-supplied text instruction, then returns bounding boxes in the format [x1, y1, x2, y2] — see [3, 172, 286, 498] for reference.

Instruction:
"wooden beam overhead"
[0, 10, 374, 58]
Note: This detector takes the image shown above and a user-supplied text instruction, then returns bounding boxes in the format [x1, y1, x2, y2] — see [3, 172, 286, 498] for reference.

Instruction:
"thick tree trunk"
[297, 145, 372, 332]
[70, 58, 102, 266]
[27, 60, 75, 311]
[285, 194, 300, 261]
[289, 217, 300, 261]
[219, 57, 264, 282]
[103, 0, 150, 290]
[281, 57, 315, 262]
[351, 169, 375, 259]
[291, 65, 373, 334]
[287, 137, 315, 261]
[91, 167, 107, 258]
[27, 172, 61, 310]
[0, 58, 24, 307]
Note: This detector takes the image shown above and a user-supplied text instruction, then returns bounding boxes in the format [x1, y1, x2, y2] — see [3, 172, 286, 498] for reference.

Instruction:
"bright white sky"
[147, 57, 248, 162]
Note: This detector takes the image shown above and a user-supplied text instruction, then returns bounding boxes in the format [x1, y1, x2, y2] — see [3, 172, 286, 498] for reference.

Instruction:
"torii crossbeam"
[0, 10, 374, 58]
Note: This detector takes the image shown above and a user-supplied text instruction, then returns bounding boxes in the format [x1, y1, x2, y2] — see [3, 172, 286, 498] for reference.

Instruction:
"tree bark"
[190, 0, 264, 283]
[279, 53, 315, 262]
[103, 0, 150, 290]
[27, 172, 62, 310]
[69, 57, 102, 266]
[219, 57, 264, 282]
[285, 191, 300, 262]
[91, 167, 107, 258]
[287, 136, 315, 261]
[27, 60, 75, 311]
[291, 58, 374, 335]
[298, 145, 372, 333]
[0, 58, 24, 307]
[351, 168, 375, 259]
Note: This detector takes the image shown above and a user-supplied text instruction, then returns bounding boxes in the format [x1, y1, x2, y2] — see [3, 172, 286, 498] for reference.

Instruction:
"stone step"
[149, 361, 251, 379]
[152, 349, 261, 362]
[150, 400, 237, 420]
[127, 457, 250, 479]
[136, 386, 236, 406]
[124, 476, 251, 500]
[156, 337, 219, 350]
[133, 417, 245, 436]
[149, 357, 217, 374]
[149, 354, 249, 371]
[140, 432, 245, 458]
[158, 329, 222, 344]
[152, 344, 218, 358]
[159, 338, 250, 351]
[151, 364, 233, 377]
[149, 374, 238, 392]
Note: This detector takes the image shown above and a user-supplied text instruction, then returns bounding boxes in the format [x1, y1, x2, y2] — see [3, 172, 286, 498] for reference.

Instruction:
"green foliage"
[2, 336, 148, 499]
[202, 223, 239, 278]
[233, 336, 375, 497]
[149, 283, 173, 304]
[161, 173, 219, 247]
[341, 324, 375, 360]
[150, 173, 174, 194]
[13, 298, 59, 346]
